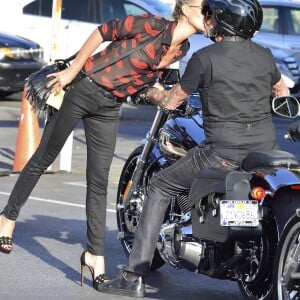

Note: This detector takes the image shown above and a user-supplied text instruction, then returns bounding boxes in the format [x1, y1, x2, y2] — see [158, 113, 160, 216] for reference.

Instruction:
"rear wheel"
[116, 146, 165, 271]
[274, 214, 300, 300]
[237, 222, 277, 299]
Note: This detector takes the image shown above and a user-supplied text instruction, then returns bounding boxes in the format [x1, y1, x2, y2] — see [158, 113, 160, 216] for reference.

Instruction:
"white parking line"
[64, 182, 86, 187]
[0, 106, 21, 111]
[0, 191, 115, 213]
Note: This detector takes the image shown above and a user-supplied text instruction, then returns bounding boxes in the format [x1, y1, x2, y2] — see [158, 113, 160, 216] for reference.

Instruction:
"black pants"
[126, 145, 238, 275]
[3, 77, 121, 255]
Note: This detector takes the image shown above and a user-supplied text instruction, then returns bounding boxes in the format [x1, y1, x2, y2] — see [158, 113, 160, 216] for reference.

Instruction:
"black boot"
[96, 270, 145, 298]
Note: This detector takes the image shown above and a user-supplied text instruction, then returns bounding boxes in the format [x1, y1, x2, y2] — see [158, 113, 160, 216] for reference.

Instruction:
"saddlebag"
[190, 168, 262, 243]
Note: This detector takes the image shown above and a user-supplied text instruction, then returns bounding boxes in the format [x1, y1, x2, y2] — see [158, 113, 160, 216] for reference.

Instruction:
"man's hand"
[272, 76, 290, 98]
[146, 83, 190, 110]
[287, 119, 300, 141]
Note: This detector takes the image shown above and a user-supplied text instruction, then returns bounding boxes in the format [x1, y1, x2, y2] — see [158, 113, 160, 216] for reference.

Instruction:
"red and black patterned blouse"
[83, 14, 190, 99]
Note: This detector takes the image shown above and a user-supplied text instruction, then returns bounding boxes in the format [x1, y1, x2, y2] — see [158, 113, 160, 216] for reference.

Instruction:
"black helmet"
[207, 0, 263, 38]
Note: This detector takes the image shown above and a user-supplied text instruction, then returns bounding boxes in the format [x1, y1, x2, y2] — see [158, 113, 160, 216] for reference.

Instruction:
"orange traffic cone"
[12, 90, 41, 173]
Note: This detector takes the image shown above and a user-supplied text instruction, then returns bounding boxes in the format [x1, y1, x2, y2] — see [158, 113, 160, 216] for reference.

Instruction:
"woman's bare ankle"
[85, 251, 105, 276]
[0, 214, 15, 237]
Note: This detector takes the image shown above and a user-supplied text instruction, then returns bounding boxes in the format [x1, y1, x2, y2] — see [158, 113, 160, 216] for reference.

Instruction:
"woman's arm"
[47, 28, 104, 93]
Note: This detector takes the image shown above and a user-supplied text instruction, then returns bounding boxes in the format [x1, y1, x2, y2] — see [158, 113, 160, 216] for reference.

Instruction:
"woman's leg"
[0, 109, 59, 247]
[83, 99, 121, 257]
[1, 81, 88, 230]
[73, 77, 122, 278]
[2, 108, 58, 220]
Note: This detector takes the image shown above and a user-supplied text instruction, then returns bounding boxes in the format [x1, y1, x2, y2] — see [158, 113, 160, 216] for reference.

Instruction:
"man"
[97, 0, 289, 297]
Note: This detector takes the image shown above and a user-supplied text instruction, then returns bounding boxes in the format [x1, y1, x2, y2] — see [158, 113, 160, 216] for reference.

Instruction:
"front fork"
[121, 107, 166, 204]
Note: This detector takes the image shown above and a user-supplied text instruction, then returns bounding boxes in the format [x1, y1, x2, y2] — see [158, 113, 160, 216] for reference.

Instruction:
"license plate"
[220, 200, 259, 227]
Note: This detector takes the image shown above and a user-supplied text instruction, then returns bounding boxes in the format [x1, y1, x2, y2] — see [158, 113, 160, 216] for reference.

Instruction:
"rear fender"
[263, 169, 300, 191]
[271, 185, 300, 236]
[254, 169, 300, 236]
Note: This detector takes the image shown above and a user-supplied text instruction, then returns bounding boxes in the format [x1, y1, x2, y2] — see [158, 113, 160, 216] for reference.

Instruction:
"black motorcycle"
[116, 69, 300, 300]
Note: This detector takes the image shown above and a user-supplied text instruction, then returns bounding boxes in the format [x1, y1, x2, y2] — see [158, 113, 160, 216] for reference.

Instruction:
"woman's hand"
[46, 68, 77, 95]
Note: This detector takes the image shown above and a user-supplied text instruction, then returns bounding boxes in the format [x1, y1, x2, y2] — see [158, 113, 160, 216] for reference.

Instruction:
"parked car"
[258, 41, 300, 99]
[0, 0, 172, 63]
[254, 0, 300, 50]
[0, 31, 45, 97]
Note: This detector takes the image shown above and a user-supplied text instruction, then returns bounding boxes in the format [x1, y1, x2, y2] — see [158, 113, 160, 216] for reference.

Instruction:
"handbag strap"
[85, 28, 164, 76]
[57, 28, 164, 76]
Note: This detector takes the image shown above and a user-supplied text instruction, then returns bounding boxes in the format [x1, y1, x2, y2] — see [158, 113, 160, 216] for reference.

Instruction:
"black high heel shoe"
[0, 213, 13, 254]
[0, 236, 12, 254]
[80, 250, 108, 289]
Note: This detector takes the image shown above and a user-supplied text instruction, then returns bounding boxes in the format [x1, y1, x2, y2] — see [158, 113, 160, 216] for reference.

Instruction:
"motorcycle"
[116, 68, 300, 300]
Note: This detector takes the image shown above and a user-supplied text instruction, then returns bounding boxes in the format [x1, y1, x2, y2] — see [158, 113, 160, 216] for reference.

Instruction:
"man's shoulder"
[194, 42, 218, 56]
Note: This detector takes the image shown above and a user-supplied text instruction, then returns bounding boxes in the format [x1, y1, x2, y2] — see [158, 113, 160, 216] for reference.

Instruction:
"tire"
[274, 213, 300, 300]
[237, 221, 277, 300]
[116, 146, 165, 271]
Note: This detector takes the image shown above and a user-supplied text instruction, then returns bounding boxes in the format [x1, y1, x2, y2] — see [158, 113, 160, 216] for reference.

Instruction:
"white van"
[0, 0, 171, 63]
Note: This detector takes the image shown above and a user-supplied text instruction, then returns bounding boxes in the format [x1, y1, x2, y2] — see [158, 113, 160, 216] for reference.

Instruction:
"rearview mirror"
[272, 96, 300, 118]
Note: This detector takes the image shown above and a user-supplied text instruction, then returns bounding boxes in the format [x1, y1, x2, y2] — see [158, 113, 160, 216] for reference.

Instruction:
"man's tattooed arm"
[146, 83, 190, 110]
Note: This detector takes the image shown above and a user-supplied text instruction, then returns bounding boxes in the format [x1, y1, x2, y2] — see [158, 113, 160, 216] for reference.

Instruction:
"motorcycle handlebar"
[162, 107, 171, 114]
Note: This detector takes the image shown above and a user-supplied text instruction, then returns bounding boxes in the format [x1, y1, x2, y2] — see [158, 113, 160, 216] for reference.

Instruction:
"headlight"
[0, 47, 44, 60]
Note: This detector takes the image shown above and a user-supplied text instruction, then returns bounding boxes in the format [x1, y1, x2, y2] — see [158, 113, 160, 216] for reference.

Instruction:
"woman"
[0, 0, 211, 290]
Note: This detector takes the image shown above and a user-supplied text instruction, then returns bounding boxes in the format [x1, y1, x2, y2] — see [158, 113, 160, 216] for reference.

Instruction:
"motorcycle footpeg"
[291, 272, 300, 280]
[117, 231, 134, 240]
[117, 232, 125, 240]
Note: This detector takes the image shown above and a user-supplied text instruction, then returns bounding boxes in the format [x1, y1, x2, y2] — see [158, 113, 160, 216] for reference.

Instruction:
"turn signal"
[251, 187, 266, 201]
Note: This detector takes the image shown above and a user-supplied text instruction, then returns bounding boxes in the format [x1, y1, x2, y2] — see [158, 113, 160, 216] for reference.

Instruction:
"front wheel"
[274, 213, 300, 300]
[116, 146, 165, 271]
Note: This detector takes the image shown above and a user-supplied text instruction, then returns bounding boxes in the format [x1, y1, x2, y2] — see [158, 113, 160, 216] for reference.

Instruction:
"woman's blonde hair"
[172, 0, 193, 21]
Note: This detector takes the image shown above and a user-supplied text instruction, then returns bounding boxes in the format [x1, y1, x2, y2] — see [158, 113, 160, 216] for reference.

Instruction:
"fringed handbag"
[24, 53, 76, 113]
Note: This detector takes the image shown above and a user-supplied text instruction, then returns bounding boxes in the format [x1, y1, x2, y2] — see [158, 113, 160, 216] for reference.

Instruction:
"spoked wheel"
[237, 222, 277, 300]
[116, 146, 165, 271]
[274, 214, 300, 300]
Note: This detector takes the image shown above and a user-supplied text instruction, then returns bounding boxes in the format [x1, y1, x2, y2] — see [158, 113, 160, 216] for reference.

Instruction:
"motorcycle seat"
[242, 150, 300, 171]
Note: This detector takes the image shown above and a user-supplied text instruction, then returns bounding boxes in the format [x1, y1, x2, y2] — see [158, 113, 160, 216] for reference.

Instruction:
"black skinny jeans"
[3, 77, 121, 255]
[126, 145, 238, 276]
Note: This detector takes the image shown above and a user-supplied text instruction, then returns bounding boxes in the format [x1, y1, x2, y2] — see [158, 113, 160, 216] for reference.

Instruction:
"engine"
[157, 221, 205, 271]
